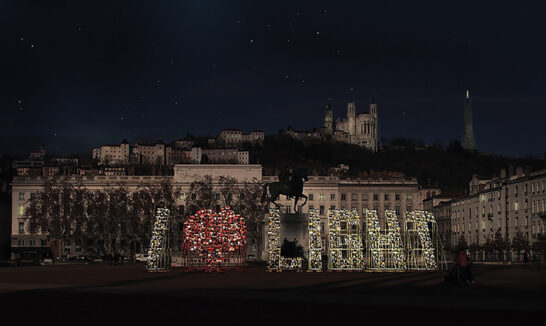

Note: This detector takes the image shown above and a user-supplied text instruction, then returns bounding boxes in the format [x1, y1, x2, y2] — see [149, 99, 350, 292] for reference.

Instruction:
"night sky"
[1, 1, 545, 157]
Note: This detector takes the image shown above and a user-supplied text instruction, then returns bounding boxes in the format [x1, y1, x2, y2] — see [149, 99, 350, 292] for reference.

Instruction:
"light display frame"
[405, 210, 439, 271]
[307, 208, 322, 271]
[146, 208, 170, 272]
[182, 206, 247, 272]
[365, 209, 406, 271]
[267, 208, 314, 271]
[327, 209, 364, 271]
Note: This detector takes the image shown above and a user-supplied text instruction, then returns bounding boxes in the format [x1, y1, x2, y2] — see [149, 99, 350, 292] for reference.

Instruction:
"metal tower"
[463, 90, 476, 150]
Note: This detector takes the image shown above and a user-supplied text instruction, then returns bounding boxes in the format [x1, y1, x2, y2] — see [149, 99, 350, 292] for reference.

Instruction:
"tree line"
[23, 176, 267, 258]
[454, 228, 541, 262]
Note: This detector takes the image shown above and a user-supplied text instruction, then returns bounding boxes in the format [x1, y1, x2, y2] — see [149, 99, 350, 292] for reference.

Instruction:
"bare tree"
[233, 178, 267, 259]
[185, 175, 217, 215]
[218, 176, 238, 207]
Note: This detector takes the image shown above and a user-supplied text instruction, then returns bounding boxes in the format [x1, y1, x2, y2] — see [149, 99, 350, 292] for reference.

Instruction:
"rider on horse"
[262, 165, 308, 211]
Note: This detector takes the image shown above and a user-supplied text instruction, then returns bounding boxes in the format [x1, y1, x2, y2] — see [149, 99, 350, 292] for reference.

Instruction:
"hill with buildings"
[254, 135, 545, 193]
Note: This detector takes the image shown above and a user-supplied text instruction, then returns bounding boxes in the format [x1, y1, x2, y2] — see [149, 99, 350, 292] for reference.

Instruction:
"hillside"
[252, 135, 545, 193]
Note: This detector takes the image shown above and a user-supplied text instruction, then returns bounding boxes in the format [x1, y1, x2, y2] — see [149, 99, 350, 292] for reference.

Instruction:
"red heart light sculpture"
[183, 206, 247, 268]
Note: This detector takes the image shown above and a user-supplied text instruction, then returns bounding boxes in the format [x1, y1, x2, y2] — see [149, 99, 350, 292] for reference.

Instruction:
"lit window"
[319, 194, 324, 201]
[18, 204, 24, 216]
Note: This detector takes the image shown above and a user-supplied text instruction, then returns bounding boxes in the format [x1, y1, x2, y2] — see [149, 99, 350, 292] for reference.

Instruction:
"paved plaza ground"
[1, 263, 544, 325]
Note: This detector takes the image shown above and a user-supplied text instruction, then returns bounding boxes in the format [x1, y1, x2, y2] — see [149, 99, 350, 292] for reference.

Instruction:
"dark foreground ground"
[1, 263, 545, 325]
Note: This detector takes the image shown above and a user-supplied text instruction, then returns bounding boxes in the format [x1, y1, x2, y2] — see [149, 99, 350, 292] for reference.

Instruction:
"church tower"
[324, 101, 333, 135]
[463, 89, 476, 150]
[347, 93, 356, 136]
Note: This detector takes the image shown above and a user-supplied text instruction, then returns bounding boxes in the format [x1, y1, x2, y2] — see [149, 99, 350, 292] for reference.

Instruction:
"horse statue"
[261, 168, 309, 211]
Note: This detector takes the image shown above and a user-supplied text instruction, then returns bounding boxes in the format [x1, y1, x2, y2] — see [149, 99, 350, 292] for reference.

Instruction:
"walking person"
[456, 248, 474, 286]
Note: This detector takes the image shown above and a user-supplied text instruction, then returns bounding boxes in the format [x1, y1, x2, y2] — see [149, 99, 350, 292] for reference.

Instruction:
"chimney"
[516, 166, 523, 177]
[500, 169, 506, 179]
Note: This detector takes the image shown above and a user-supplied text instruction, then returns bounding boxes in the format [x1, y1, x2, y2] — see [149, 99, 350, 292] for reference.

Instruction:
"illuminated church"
[322, 95, 378, 151]
[282, 94, 378, 152]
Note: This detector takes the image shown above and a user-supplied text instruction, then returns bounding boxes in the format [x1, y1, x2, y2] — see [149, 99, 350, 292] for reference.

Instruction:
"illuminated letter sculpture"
[267, 208, 323, 271]
[182, 207, 247, 271]
[146, 207, 170, 272]
[327, 209, 363, 271]
[308, 208, 322, 271]
[365, 209, 406, 271]
[405, 211, 438, 270]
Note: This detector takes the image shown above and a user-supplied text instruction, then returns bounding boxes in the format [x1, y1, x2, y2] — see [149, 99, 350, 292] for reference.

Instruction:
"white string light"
[146, 208, 170, 272]
[327, 209, 364, 271]
[405, 210, 438, 270]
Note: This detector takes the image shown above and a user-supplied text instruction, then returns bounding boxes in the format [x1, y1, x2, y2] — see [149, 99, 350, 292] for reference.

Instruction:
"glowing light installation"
[146, 208, 170, 272]
[266, 208, 304, 271]
[365, 209, 406, 271]
[405, 210, 438, 271]
[308, 208, 322, 271]
[327, 209, 363, 271]
[182, 207, 247, 271]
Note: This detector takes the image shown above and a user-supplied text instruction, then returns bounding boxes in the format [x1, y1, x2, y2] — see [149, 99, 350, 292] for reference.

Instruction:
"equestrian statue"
[261, 166, 309, 211]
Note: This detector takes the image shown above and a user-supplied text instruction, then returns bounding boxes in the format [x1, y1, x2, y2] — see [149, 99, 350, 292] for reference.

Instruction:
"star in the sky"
[30, 44, 35, 48]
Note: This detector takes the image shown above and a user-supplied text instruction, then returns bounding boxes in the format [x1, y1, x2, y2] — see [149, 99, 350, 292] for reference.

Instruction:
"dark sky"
[1, 1, 545, 157]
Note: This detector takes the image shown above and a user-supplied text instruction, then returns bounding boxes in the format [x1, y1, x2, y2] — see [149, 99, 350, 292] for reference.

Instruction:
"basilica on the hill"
[282, 95, 378, 152]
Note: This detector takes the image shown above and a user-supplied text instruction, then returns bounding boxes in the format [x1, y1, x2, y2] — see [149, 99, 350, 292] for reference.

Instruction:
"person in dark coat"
[456, 248, 474, 285]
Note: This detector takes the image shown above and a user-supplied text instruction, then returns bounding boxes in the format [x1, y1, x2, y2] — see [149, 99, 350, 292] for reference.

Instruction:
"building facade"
[216, 129, 264, 148]
[11, 165, 425, 261]
[449, 168, 546, 256]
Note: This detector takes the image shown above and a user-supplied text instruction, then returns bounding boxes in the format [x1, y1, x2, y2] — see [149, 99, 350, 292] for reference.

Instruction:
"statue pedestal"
[279, 213, 309, 259]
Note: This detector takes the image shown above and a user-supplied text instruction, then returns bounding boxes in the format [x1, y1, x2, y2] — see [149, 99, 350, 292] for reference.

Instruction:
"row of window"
[300, 205, 413, 215]
[308, 193, 411, 201]
[453, 199, 546, 221]
[17, 239, 48, 247]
